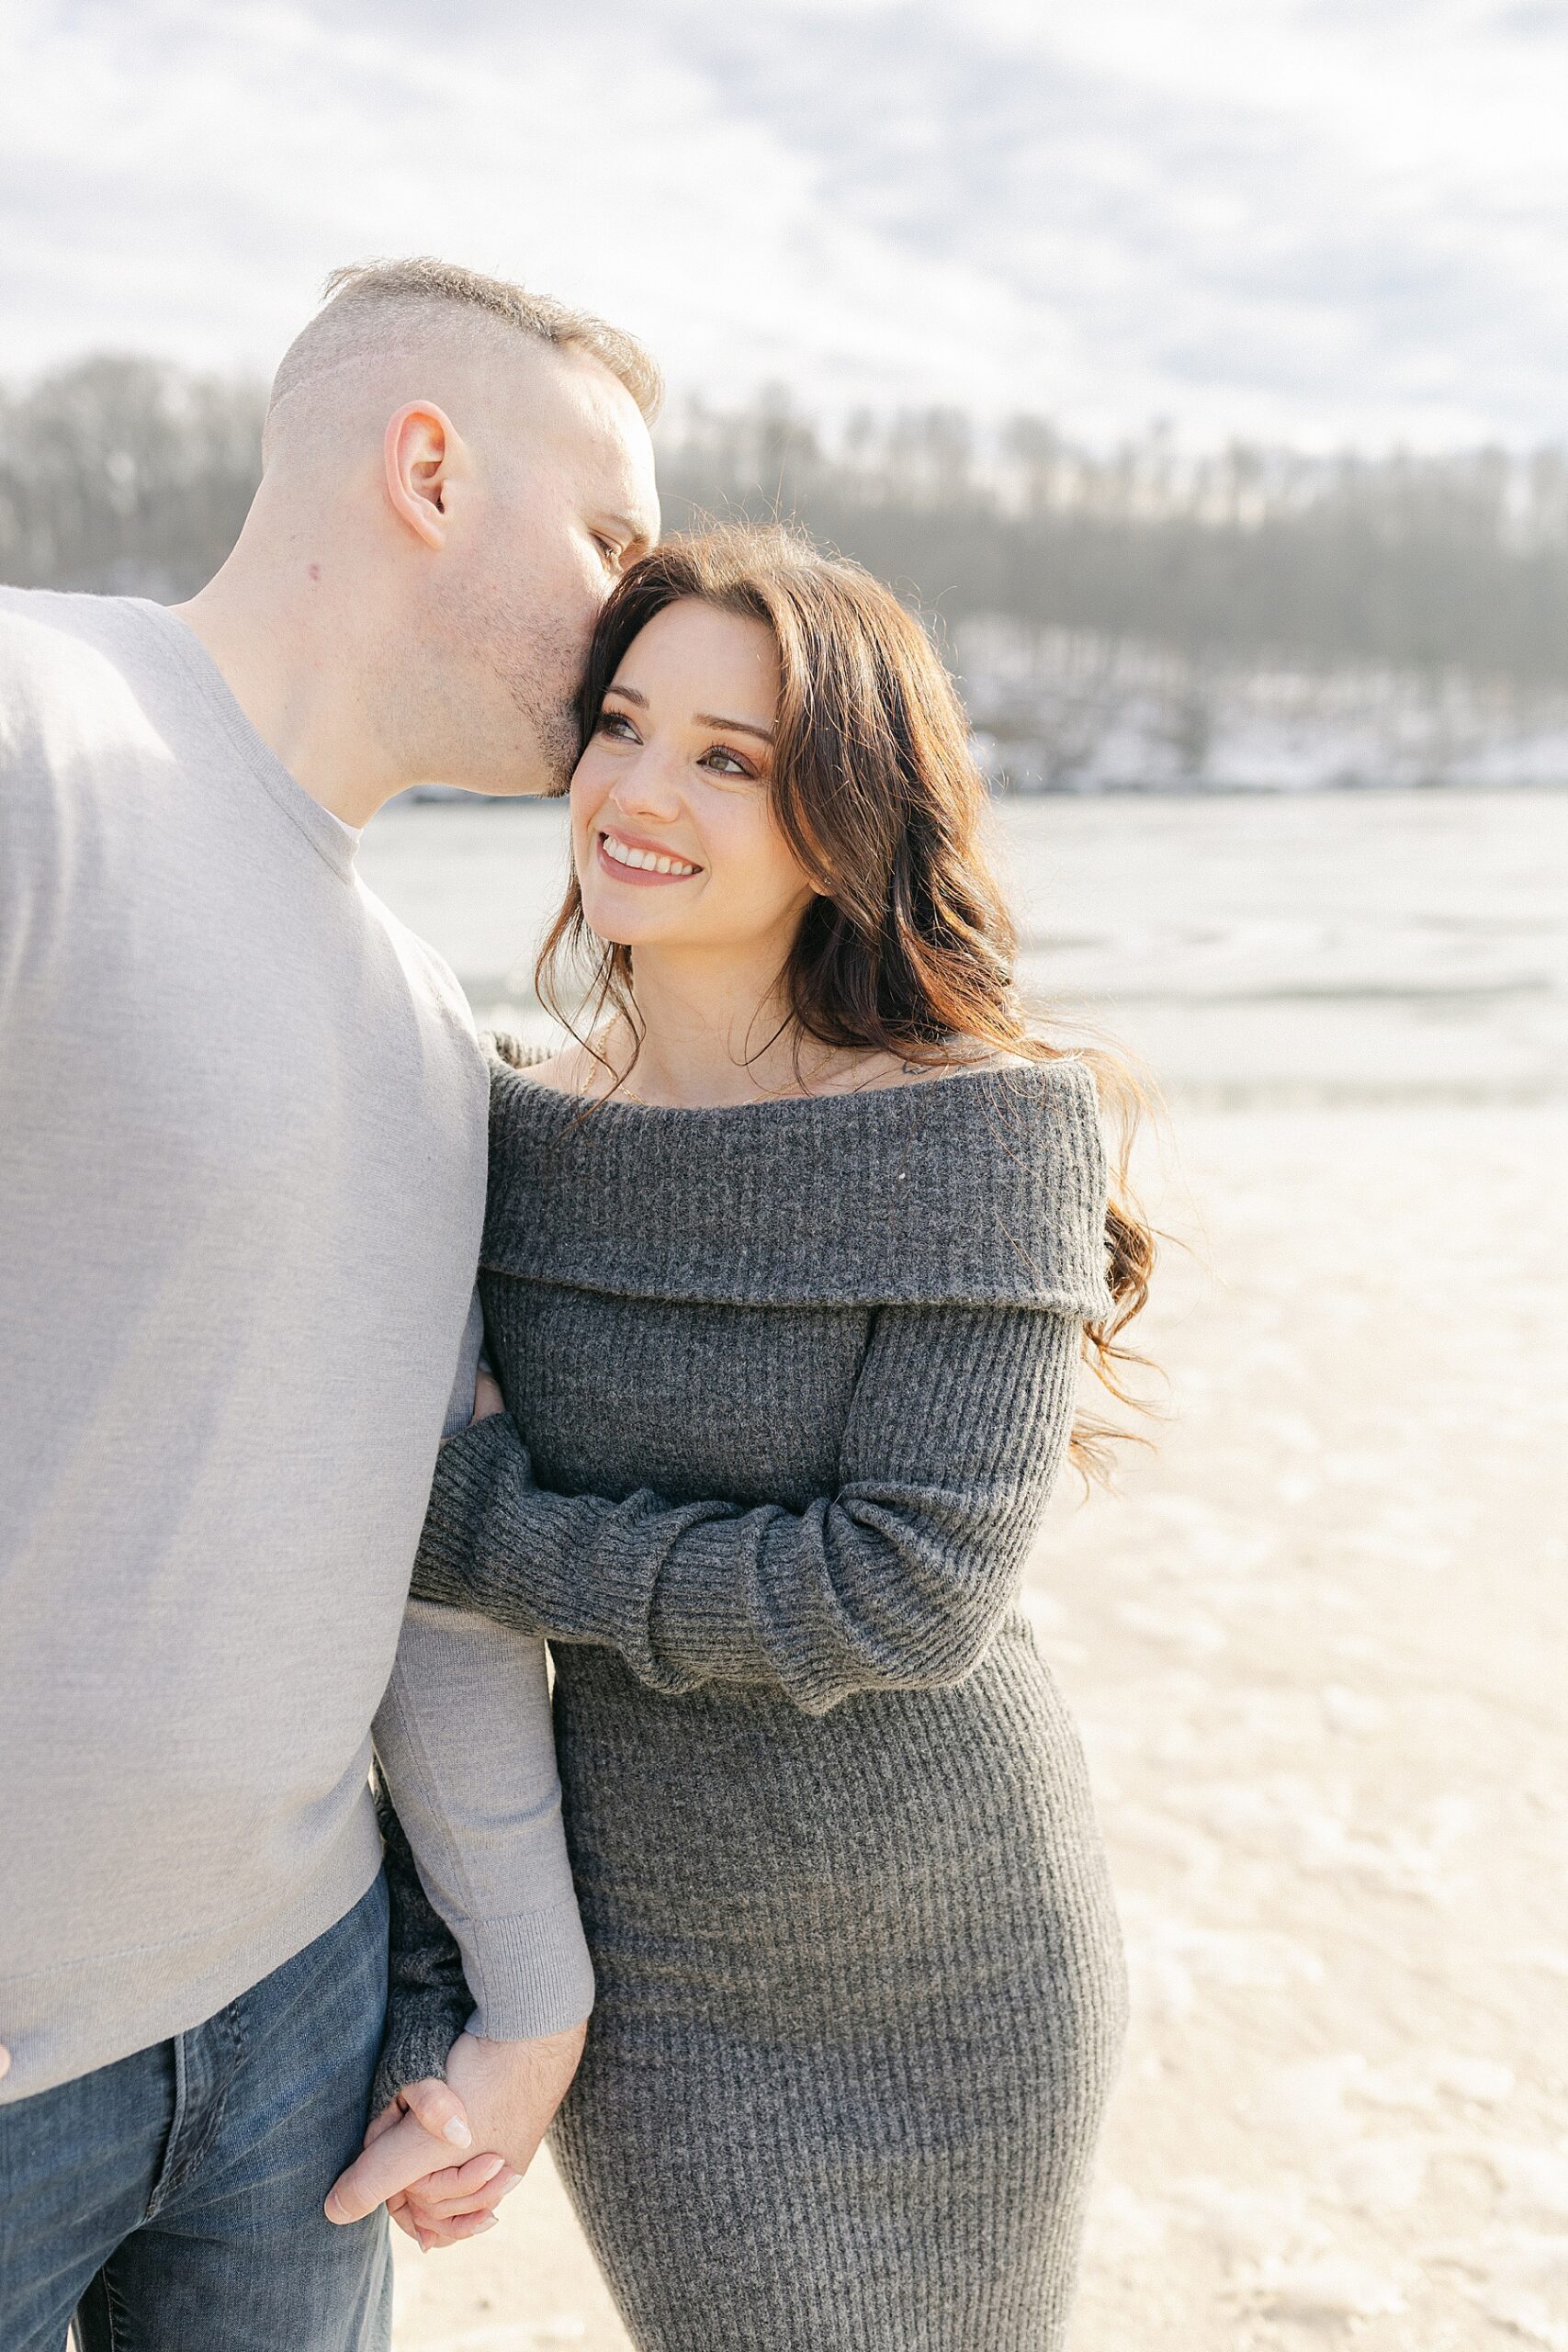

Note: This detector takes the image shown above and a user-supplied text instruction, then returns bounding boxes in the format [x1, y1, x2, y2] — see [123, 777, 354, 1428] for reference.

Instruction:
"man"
[0, 258, 660, 2348]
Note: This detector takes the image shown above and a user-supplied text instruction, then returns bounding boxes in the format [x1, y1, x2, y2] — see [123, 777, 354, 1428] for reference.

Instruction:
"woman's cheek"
[570, 775, 605, 867]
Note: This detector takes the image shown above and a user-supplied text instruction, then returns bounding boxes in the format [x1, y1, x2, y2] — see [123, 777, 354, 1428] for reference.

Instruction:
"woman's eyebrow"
[604, 684, 773, 744]
[694, 711, 774, 742]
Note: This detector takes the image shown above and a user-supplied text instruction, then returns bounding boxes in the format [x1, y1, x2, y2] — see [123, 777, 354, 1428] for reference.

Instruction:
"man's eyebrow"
[694, 711, 774, 742]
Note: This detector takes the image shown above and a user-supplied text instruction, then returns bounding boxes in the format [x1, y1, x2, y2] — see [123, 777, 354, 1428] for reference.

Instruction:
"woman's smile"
[594, 824, 705, 886]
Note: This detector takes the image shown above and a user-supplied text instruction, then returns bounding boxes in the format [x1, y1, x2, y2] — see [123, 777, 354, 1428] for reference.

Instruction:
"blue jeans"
[0, 1875, 392, 2352]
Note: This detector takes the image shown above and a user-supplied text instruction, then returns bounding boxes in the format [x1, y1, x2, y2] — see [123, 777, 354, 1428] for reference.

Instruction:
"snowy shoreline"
[957, 619, 1568, 795]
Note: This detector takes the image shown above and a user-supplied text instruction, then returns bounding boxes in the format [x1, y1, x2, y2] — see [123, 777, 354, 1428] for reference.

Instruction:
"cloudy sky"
[4, 0, 1566, 447]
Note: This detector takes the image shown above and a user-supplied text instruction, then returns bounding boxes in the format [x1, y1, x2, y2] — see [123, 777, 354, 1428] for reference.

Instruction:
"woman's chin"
[578, 895, 681, 951]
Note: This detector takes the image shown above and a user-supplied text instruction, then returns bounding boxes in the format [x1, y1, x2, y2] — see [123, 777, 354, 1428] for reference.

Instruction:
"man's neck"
[172, 567, 406, 831]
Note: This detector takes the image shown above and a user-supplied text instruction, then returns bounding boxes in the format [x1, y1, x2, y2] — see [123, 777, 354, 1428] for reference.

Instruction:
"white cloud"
[2, 0, 1565, 447]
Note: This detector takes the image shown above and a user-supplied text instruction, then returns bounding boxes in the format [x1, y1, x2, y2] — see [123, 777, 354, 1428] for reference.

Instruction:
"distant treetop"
[5, 358, 1567, 687]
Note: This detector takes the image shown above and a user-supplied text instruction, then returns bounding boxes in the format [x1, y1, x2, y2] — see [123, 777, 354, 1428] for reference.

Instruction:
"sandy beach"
[357, 787, 1568, 2350]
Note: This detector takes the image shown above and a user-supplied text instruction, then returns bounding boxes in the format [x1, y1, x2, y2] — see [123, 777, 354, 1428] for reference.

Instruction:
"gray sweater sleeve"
[412, 1301, 1081, 1719]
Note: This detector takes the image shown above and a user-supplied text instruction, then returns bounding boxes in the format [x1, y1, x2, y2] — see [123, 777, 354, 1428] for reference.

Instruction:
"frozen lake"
[361, 789, 1568, 2352]
[359, 786, 1568, 1106]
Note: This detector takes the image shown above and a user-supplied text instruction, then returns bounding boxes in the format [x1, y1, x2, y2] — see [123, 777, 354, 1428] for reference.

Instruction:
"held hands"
[471, 1366, 505, 1423]
[329, 2072, 513, 2250]
[324, 2020, 587, 2252]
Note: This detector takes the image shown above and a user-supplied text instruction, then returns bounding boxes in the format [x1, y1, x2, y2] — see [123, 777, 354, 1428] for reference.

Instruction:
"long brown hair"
[536, 524, 1155, 1474]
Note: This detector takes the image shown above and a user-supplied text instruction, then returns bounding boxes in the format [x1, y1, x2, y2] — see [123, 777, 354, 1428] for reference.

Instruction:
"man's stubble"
[488, 595, 586, 797]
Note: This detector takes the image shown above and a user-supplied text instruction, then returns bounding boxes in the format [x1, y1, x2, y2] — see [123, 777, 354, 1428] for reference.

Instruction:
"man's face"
[438, 348, 660, 797]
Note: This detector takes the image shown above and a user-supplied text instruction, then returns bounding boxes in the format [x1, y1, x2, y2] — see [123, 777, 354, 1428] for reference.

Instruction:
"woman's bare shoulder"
[834, 1041, 1032, 1096]
[504, 1035, 624, 1102]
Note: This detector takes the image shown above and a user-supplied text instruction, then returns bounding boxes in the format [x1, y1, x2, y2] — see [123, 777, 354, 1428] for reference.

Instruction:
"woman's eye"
[701, 745, 754, 778]
[597, 710, 637, 741]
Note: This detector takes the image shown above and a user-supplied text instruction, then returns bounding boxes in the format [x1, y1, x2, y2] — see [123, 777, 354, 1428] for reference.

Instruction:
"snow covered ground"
[358, 787, 1567, 2351]
[958, 624, 1568, 795]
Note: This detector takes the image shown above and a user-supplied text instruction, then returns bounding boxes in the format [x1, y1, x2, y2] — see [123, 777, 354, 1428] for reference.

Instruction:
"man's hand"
[324, 2020, 586, 2250]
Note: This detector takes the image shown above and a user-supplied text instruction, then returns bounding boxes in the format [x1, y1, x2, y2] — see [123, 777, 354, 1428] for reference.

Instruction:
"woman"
[379, 526, 1150, 2348]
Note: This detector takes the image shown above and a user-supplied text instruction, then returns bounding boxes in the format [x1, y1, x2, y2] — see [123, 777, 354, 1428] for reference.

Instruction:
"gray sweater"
[0, 591, 588, 2104]
[379, 1048, 1127, 2352]
[409, 1055, 1114, 1705]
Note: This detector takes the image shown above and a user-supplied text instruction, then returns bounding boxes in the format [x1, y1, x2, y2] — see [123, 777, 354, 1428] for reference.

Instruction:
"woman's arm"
[372, 1770, 475, 2116]
[412, 1302, 1081, 1718]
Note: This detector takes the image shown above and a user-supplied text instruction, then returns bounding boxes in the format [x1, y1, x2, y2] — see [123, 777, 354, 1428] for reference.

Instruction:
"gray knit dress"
[381, 1046, 1129, 2351]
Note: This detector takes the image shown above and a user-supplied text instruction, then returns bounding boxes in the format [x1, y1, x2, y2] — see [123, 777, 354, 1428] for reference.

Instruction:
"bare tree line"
[0, 358, 265, 601]
[6, 357, 1568, 689]
[659, 392, 1568, 688]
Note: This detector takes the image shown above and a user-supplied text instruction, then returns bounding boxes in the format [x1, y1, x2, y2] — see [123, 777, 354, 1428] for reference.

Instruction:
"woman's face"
[570, 598, 816, 957]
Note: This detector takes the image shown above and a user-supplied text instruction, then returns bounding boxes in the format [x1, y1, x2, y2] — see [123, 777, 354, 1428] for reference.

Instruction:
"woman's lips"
[594, 829, 703, 887]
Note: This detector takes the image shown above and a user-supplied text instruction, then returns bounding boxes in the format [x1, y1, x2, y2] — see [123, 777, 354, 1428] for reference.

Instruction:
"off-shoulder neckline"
[491, 1049, 1084, 1125]
[479, 1044, 1111, 1312]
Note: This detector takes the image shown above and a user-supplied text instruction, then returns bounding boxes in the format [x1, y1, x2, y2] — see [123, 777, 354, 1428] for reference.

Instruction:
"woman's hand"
[326, 2025, 585, 2251]
[335, 2098, 510, 2257]
[472, 1366, 505, 1422]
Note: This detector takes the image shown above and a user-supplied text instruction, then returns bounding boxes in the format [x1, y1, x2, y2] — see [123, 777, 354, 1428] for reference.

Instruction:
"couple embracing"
[0, 258, 1147, 2352]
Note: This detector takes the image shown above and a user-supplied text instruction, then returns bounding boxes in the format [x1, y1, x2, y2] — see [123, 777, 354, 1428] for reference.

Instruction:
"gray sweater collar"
[480, 1051, 1114, 1314]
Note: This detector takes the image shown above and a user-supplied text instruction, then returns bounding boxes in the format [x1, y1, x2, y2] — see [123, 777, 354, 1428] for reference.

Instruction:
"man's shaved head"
[263, 256, 662, 468]
[190, 254, 661, 812]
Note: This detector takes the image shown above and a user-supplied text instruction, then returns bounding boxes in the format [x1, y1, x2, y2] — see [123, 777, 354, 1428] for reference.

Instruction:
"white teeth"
[602, 831, 696, 877]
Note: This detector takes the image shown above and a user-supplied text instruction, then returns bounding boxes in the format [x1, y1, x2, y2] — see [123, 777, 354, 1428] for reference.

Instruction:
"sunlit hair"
[267, 256, 662, 434]
[536, 525, 1156, 1475]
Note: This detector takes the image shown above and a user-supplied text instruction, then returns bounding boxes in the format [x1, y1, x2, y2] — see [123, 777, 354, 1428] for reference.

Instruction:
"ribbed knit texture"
[374, 1776, 474, 2107]
[385, 1050, 1129, 2347]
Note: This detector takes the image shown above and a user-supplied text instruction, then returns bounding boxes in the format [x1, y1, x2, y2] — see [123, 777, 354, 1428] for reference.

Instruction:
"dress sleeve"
[411, 1301, 1081, 1718]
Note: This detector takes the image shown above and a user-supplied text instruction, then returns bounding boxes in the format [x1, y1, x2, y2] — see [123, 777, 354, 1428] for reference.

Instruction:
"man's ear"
[383, 401, 466, 549]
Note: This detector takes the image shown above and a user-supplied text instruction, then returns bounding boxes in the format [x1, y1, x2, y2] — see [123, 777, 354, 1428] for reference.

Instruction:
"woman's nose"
[615, 752, 684, 820]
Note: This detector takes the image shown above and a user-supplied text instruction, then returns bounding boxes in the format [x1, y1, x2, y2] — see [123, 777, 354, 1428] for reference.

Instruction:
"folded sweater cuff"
[455, 1893, 596, 2044]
